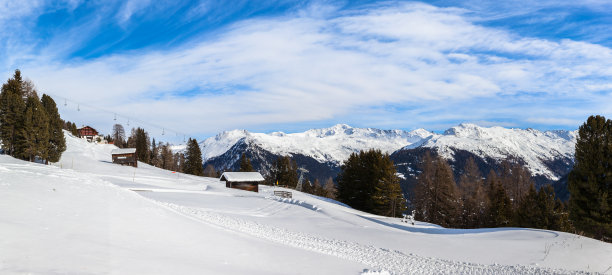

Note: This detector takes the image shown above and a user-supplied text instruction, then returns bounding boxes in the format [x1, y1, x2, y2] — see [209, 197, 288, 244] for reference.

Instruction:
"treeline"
[106, 123, 204, 176]
[413, 153, 571, 231]
[331, 115, 611, 242]
[0, 70, 66, 163]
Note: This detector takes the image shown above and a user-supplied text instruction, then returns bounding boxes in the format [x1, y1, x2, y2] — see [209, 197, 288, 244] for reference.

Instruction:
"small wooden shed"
[111, 148, 138, 167]
[220, 172, 265, 193]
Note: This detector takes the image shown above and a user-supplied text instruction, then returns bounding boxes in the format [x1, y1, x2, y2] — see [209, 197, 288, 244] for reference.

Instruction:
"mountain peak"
[443, 123, 485, 137]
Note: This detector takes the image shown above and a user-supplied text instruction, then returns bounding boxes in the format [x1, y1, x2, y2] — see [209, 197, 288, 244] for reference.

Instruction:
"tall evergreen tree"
[569, 115, 612, 241]
[184, 138, 203, 176]
[337, 149, 404, 216]
[41, 94, 66, 163]
[15, 96, 49, 162]
[498, 159, 532, 210]
[458, 157, 487, 228]
[517, 184, 541, 228]
[128, 127, 150, 162]
[414, 153, 459, 226]
[70, 122, 78, 137]
[239, 153, 254, 172]
[301, 178, 314, 194]
[270, 156, 298, 187]
[0, 70, 26, 156]
[487, 172, 513, 227]
[150, 137, 159, 166]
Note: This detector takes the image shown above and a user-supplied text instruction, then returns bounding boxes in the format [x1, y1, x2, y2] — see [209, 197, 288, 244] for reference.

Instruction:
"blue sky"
[2, 0, 612, 142]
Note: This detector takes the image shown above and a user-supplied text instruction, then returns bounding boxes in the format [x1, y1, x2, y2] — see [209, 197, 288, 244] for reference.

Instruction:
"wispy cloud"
[2, 1, 612, 140]
[117, 0, 152, 25]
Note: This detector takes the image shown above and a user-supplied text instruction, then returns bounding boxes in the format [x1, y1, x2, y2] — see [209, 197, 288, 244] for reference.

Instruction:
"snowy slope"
[200, 123, 575, 180]
[1, 132, 610, 274]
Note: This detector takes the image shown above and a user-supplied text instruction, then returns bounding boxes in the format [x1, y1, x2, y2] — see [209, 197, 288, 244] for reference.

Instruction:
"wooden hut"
[220, 172, 264, 193]
[111, 148, 138, 167]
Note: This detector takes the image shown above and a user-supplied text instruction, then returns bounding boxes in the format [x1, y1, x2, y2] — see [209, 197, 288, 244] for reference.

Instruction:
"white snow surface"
[1, 131, 610, 274]
[201, 123, 576, 180]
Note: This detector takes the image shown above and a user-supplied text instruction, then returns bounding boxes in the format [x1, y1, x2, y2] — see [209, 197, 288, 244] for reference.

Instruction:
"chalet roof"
[78, 126, 99, 135]
[220, 172, 265, 182]
[111, 148, 136, 155]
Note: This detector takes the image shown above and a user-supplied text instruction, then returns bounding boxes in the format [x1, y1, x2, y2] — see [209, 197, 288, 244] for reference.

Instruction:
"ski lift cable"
[46, 93, 191, 139]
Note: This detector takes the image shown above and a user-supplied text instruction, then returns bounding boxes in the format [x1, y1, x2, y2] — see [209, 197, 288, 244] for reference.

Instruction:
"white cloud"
[5, 1, 612, 139]
[117, 0, 152, 25]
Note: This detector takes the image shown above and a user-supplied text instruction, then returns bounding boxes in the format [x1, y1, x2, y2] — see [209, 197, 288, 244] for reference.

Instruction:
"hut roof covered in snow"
[111, 148, 137, 155]
[220, 172, 265, 182]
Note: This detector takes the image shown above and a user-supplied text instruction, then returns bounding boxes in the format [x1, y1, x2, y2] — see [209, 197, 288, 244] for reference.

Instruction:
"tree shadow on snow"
[358, 215, 559, 237]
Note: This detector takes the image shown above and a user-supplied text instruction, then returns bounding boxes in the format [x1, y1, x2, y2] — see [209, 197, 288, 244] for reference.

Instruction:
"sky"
[1, 0, 612, 143]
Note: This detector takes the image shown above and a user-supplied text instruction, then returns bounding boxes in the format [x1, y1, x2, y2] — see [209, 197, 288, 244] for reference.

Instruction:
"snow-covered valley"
[1, 133, 610, 274]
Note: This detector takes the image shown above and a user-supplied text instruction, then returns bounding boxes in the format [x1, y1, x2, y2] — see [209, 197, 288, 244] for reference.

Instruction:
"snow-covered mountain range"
[201, 124, 432, 164]
[201, 123, 577, 182]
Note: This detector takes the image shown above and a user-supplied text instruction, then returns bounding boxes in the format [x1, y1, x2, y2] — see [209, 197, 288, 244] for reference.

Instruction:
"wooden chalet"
[78, 126, 99, 142]
[220, 172, 265, 193]
[111, 148, 138, 167]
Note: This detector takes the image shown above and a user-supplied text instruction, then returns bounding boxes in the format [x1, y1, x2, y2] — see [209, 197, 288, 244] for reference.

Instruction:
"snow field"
[1, 132, 610, 274]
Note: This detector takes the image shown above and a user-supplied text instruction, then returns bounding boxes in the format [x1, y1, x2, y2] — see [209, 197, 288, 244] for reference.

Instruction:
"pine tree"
[301, 178, 313, 194]
[457, 157, 487, 228]
[487, 173, 513, 227]
[0, 70, 26, 156]
[337, 149, 404, 216]
[239, 153, 254, 172]
[517, 184, 540, 228]
[70, 122, 78, 137]
[498, 159, 532, 210]
[270, 156, 298, 187]
[40, 94, 66, 163]
[150, 137, 159, 166]
[129, 127, 150, 163]
[203, 164, 217, 177]
[414, 152, 459, 226]
[15, 96, 49, 162]
[569, 115, 612, 241]
[184, 138, 203, 176]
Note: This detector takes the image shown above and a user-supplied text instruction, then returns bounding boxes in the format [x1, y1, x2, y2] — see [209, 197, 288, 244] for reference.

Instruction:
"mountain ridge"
[200, 123, 576, 181]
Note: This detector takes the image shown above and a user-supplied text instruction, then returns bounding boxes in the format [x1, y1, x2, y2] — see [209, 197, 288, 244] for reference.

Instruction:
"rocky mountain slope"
[201, 123, 577, 198]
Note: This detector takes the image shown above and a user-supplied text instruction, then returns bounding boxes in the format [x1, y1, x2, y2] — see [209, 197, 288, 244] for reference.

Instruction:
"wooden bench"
[273, 190, 292, 199]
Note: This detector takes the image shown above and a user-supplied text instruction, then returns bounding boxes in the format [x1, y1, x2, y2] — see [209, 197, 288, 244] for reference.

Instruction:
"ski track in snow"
[157, 202, 584, 275]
